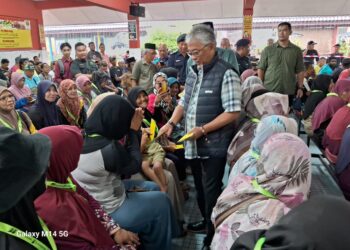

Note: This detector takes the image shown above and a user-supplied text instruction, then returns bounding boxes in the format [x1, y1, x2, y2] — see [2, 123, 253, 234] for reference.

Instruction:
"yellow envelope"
[175, 144, 184, 150]
[177, 133, 194, 143]
[149, 119, 156, 141]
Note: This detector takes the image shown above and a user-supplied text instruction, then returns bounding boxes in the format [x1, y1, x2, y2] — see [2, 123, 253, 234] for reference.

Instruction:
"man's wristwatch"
[168, 121, 176, 127]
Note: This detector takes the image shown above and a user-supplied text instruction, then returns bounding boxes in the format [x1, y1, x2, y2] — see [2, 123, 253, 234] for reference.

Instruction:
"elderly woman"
[211, 133, 312, 250]
[57, 79, 86, 128]
[76, 75, 98, 112]
[72, 95, 179, 250]
[0, 86, 36, 134]
[28, 80, 60, 129]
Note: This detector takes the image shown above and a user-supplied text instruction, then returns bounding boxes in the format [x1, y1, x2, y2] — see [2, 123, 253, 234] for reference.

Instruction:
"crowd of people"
[1, 20, 350, 250]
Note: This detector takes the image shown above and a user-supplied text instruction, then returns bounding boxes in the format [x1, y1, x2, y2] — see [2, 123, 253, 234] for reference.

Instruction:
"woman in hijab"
[240, 69, 257, 83]
[227, 81, 288, 167]
[322, 104, 350, 163]
[211, 133, 312, 250]
[76, 75, 98, 113]
[0, 127, 54, 250]
[128, 87, 186, 222]
[230, 115, 298, 178]
[35, 125, 139, 249]
[71, 95, 179, 250]
[302, 74, 333, 136]
[0, 86, 36, 134]
[8, 72, 34, 111]
[86, 92, 115, 117]
[335, 127, 350, 200]
[312, 79, 350, 147]
[57, 79, 86, 128]
[147, 72, 174, 128]
[231, 196, 350, 250]
[28, 80, 60, 129]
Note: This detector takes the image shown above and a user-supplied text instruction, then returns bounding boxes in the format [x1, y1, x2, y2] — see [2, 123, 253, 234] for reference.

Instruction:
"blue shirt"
[167, 51, 189, 84]
[24, 75, 40, 96]
[318, 64, 333, 76]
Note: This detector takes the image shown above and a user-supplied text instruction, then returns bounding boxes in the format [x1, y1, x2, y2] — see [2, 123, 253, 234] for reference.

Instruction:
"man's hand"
[158, 123, 173, 138]
[188, 127, 204, 140]
[130, 108, 144, 131]
[113, 229, 140, 247]
[296, 89, 304, 98]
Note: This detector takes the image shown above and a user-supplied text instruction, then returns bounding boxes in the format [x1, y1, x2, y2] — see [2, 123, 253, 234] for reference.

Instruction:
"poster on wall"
[243, 15, 253, 40]
[0, 19, 33, 49]
[128, 20, 137, 41]
[39, 24, 46, 49]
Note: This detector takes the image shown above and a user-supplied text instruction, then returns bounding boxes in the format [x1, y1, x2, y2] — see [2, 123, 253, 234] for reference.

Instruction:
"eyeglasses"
[0, 94, 14, 102]
[187, 44, 210, 57]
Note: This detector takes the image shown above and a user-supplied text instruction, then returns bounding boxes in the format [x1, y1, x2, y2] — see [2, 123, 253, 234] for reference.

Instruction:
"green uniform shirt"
[258, 42, 305, 95]
[132, 59, 158, 92]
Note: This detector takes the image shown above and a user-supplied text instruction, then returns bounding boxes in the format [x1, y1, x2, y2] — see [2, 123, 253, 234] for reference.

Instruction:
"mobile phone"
[161, 81, 167, 93]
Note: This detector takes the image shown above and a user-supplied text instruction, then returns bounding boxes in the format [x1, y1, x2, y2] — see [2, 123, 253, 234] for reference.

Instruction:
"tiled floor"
[171, 130, 344, 250]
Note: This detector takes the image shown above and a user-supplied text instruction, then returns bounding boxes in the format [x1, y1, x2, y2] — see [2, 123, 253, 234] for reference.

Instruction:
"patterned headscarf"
[57, 80, 82, 126]
[230, 115, 298, 179]
[212, 133, 311, 250]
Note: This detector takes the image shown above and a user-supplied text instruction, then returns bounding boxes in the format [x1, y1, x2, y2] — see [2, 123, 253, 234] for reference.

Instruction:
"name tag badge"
[175, 59, 181, 62]
[205, 90, 213, 94]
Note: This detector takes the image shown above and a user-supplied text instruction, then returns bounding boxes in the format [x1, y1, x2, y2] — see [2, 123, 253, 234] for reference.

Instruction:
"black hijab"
[303, 75, 332, 119]
[0, 127, 51, 248]
[35, 80, 60, 127]
[127, 86, 154, 124]
[231, 196, 350, 250]
[83, 95, 135, 152]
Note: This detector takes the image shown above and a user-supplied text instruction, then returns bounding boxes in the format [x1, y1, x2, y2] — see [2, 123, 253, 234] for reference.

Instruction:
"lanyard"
[250, 118, 260, 124]
[77, 90, 93, 106]
[0, 111, 23, 133]
[327, 92, 338, 97]
[251, 179, 277, 199]
[254, 237, 266, 250]
[0, 218, 57, 250]
[311, 90, 322, 93]
[46, 177, 76, 192]
[142, 119, 159, 133]
[65, 106, 79, 126]
[91, 82, 100, 94]
[87, 133, 101, 138]
[250, 150, 260, 160]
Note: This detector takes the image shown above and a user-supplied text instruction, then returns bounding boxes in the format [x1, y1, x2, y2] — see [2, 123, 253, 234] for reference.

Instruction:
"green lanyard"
[0, 218, 57, 250]
[311, 90, 322, 93]
[0, 111, 23, 133]
[254, 237, 266, 250]
[91, 82, 100, 94]
[250, 150, 260, 160]
[327, 92, 338, 97]
[87, 133, 101, 138]
[250, 118, 260, 124]
[251, 179, 277, 199]
[142, 119, 159, 133]
[77, 90, 92, 106]
[46, 177, 77, 192]
[65, 106, 79, 126]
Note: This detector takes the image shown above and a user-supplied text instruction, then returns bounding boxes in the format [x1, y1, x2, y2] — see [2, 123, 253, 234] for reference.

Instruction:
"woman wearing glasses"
[0, 86, 36, 134]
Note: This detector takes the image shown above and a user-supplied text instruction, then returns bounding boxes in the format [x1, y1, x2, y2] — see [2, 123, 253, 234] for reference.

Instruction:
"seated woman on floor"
[35, 125, 139, 249]
[71, 95, 179, 250]
[211, 133, 312, 250]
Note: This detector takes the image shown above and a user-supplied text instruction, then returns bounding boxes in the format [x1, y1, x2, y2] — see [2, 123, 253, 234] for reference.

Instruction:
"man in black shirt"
[235, 38, 252, 75]
[70, 42, 98, 80]
[87, 42, 102, 62]
[303, 41, 319, 64]
[330, 43, 344, 67]
[109, 56, 124, 87]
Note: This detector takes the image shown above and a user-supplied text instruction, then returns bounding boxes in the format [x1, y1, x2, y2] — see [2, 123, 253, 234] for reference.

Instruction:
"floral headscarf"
[212, 133, 311, 250]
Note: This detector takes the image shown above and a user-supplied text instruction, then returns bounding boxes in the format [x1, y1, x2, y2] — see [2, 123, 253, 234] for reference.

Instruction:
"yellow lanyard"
[65, 106, 79, 126]
[87, 133, 101, 138]
[311, 90, 322, 93]
[250, 150, 260, 160]
[251, 179, 277, 199]
[46, 177, 77, 192]
[0, 111, 23, 133]
[327, 92, 338, 97]
[250, 118, 260, 124]
[77, 90, 92, 106]
[0, 218, 57, 250]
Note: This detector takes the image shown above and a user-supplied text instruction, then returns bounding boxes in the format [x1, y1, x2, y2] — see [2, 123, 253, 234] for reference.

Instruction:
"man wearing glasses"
[159, 24, 241, 249]
[132, 43, 158, 92]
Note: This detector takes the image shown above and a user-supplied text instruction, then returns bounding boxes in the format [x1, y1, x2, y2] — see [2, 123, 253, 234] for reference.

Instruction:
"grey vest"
[184, 55, 238, 158]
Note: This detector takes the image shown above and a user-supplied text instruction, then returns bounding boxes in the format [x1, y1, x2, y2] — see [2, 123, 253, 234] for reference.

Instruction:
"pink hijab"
[8, 72, 31, 100]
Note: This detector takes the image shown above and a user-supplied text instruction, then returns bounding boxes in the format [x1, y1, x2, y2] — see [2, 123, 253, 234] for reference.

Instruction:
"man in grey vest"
[159, 24, 242, 249]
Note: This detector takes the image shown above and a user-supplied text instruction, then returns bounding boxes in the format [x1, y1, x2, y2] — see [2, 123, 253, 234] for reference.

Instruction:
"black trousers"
[189, 157, 226, 244]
